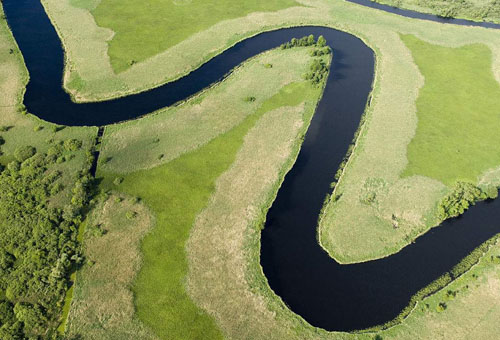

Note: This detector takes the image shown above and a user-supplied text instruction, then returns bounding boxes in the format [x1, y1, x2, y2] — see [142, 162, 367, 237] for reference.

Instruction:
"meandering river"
[3, 0, 500, 332]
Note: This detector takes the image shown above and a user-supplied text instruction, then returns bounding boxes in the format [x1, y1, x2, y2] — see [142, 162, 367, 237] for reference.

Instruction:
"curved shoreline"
[346, 0, 500, 29]
[3, 0, 500, 334]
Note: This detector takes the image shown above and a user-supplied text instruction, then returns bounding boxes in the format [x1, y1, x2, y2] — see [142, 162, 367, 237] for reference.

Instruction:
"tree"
[307, 34, 315, 45]
[317, 35, 327, 47]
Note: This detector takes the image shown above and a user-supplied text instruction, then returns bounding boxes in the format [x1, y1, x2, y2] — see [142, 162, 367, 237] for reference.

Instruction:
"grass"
[41, 0, 333, 101]
[7, 0, 500, 339]
[92, 0, 300, 72]
[65, 194, 158, 340]
[401, 34, 500, 186]
[96, 73, 323, 339]
[99, 48, 317, 173]
[186, 82, 332, 340]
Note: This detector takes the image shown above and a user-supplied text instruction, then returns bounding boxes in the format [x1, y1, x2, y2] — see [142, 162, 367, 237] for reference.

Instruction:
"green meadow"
[92, 0, 300, 72]
[401, 34, 500, 186]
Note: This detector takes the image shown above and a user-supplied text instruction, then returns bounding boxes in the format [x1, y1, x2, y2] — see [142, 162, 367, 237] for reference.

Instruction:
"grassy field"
[99, 48, 317, 173]
[8, 0, 500, 338]
[319, 31, 500, 264]
[92, 0, 300, 72]
[373, 0, 500, 24]
[401, 35, 500, 186]
[65, 194, 158, 340]
[91, 48, 327, 340]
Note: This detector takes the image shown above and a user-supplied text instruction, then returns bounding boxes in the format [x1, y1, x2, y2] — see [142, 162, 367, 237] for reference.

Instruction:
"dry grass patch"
[66, 194, 158, 340]
[100, 47, 318, 173]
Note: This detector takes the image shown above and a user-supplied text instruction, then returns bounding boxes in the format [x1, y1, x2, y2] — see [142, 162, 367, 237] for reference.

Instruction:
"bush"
[64, 138, 83, 151]
[113, 177, 124, 186]
[437, 182, 489, 220]
[14, 145, 36, 162]
[51, 125, 64, 133]
[303, 58, 329, 86]
[436, 302, 447, 312]
[317, 35, 327, 47]
[33, 125, 43, 132]
[280, 35, 318, 49]
[243, 96, 256, 102]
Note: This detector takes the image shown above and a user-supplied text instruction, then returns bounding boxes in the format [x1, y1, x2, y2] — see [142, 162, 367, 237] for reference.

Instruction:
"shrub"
[317, 35, 327, 47]
[16, 104, 27, 115]
[50, 182, 64, 196]
[33, 125, 43, 132]
[436, 302, 447, 312]
[360, 191, 376, 205]
[437, 182, 489, 220]
[14, 145, 36, 162]
[51, 125, 64, 133]
[243, 96, 256, 102]
[303, 58, 329, 86]
[64, 138, 83, 151]
[0, 136, 4, 145]
[113, 177, 124, 186]
[280, 35, 317, 49]
[264, 63, 273, 68]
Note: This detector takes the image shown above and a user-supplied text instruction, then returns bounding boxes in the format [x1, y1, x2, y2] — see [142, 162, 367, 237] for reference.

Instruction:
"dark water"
[347, 0, 500, 29]
[3, 0, 500, 332]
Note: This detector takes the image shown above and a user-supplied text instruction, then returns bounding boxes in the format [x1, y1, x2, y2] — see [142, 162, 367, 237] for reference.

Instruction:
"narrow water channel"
[3, 0, 500, 332]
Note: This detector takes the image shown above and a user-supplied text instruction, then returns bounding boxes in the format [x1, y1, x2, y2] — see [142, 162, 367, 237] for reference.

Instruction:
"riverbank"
[4, 0, 500, 337]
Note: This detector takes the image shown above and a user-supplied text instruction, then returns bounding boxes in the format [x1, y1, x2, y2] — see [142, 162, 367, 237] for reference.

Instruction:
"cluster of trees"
[437, 182, 498, 220]
[303, 58, 329, 86]
[280, 34, 327, 49]
[0, 143, 92, 339]
[310, 46, 331, 57]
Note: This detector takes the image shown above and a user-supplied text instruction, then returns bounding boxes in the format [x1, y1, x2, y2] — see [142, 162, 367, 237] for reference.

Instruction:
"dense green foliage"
[279, 34, 329, 51]
[437, 182, 496, 220]
[401, 35, 500, 185]
[304, 58, 329, 86]
[279, 35, 333, 86]
[0, 146, 92, 339]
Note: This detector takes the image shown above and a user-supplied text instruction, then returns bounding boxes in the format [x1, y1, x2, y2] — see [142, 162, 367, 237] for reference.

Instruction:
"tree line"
[0, 141, 93, 339]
